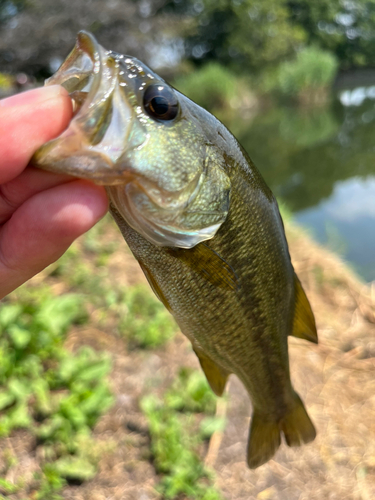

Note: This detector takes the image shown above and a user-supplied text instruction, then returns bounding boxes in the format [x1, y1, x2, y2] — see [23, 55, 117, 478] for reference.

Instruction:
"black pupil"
[143, 84, 179, 121]
[151, 97, 169, 116]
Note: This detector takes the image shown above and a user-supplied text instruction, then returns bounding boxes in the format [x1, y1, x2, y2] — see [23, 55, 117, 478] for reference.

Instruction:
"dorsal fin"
[290, 273, 318, 344]
[193, 345, 230, 397]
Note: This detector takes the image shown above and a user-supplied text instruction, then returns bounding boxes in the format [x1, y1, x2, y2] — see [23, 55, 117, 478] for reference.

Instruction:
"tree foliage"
[160, 0, 375, 73]
[2, 0, 375, 78]
[160, 0, 305, 72]
[0, 0, 169, 77]
[288, 0, 375, 68]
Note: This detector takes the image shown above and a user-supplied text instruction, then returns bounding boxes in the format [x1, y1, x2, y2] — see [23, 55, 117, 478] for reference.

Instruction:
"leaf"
[7, 403, 32, 430]
[0, 304, 22, 330]
[0, 478, 19, 494]
[75, 358, 112, 383]
[53, 456, 97, 482]
[200, 417, 226, 439]
[0, 390, 15, 411]
[7, 378, 31, 401]
[35, 295, 86, 336]
[33, 379, 53, 416]
[8, 325, 31, 349]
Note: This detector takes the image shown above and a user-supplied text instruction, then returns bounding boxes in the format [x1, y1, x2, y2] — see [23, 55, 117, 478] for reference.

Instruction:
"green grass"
[141, 368, 225, 500]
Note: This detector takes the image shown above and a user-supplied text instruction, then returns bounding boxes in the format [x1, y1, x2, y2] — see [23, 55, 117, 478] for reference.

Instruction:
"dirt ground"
[2, 219, 375, 500]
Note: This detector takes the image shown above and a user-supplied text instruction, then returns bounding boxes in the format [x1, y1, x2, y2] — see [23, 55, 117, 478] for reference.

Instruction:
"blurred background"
[1, 1, 375, 499]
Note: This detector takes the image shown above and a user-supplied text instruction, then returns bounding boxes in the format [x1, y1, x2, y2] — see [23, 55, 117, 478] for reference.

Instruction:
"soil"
[1, 218, 375, 500]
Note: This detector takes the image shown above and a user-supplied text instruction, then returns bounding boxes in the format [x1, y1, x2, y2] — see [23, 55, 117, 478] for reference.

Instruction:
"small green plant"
[119, 285, 177, 349]
[141, 369, 224, 499]
[0, 289, 114, 496]
[0, 478, 20, 495]
[165, 367, 217, 414]
[33, 466, 66, 500]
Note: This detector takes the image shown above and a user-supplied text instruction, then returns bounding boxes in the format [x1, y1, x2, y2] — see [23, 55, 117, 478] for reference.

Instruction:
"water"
[231, 88, 375, 282]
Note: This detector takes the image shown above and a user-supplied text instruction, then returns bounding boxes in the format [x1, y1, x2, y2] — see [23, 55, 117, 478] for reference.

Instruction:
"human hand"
[0, 85, 108, 299]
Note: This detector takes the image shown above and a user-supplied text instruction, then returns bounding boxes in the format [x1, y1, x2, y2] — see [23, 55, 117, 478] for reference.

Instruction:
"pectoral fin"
[290, 273, 318, 344]
[168, 243, 239, 292]
[193, 346, 230, 397]
[138, 261, 172, 313]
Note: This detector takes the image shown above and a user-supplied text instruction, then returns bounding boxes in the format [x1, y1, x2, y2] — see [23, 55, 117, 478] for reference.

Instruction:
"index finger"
[0, 86, 72, 184]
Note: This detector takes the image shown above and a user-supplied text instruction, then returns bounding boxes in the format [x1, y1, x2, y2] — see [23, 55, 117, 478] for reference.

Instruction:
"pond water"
[231, 87, 375, 282]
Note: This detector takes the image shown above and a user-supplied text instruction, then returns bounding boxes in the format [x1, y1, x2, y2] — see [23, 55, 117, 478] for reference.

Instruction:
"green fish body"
[33, 31, 317, 468]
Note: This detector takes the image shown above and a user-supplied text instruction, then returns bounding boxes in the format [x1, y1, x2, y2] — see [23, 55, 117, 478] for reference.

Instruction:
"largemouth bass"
[33, 31, 318, 468]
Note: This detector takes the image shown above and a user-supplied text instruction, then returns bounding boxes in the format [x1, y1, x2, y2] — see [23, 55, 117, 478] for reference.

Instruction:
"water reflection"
[297, 177, 375, 280]
[229, 90, 375, 281]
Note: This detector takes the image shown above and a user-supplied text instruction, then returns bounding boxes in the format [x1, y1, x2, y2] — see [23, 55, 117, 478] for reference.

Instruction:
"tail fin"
[247, 393, 316, 469]
[281, 393, 316, 447]
[247, 413, 281, 469]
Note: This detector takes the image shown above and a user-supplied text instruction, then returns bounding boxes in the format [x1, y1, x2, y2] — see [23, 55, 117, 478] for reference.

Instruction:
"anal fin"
[193, 345, 230, 397]
[290, 273, 318, 344]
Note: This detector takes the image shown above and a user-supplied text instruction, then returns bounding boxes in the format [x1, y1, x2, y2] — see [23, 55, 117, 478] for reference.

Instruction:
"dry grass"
[213, 223, 375, 500]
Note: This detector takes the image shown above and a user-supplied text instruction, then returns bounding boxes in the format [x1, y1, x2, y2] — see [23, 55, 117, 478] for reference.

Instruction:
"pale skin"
[0, 85, 108, 299]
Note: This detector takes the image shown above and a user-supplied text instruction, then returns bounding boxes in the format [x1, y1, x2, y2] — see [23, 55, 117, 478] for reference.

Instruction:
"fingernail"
[0, 85, 68, 108]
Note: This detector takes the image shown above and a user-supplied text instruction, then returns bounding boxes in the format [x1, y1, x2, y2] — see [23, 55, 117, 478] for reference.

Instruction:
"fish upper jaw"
[32, 31, 146, 185]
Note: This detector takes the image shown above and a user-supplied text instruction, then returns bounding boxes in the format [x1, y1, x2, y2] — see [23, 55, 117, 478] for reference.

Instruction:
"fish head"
[33, 31, 231, 248]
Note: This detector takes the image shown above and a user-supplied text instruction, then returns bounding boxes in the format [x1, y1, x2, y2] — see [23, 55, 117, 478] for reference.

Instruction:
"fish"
[33, 31, 318, 469]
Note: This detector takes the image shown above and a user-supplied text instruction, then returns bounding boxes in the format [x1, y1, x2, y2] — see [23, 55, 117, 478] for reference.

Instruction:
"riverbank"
[0, 216, 374, 499]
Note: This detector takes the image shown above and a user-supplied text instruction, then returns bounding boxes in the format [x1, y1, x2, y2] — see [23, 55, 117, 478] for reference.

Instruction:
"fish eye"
[143, 84, 179, 121]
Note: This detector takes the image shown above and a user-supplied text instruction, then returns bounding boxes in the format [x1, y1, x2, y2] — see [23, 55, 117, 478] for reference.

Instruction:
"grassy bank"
[0, 215, 374, 499]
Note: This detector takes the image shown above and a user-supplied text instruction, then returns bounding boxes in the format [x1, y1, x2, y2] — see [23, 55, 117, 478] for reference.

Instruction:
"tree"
[159, 0, 305, 73]
[0, 0, 170, 78]
[288, 0, 375, 68]
[160, 0, 375, 73]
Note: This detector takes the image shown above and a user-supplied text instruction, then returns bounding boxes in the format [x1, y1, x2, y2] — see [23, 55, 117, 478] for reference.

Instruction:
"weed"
[0, 478, 20, 495]
[141, 369, 224, 499]
[119, 285, 177, 349]
[0, 288, 113, 497]
[165, 367, 217, 414]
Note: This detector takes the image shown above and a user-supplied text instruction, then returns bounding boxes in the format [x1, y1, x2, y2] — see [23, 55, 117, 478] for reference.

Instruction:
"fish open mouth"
[48, 32, 105, 121]
[32, 31, 141, 185]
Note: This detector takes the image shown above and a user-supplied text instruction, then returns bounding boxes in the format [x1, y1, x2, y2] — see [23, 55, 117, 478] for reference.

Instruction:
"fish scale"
[33, 30, 318, 468]
[111, 159, 294, 415]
